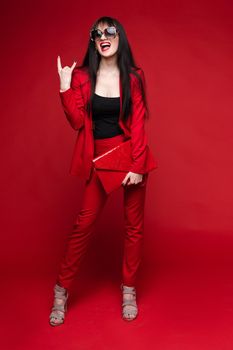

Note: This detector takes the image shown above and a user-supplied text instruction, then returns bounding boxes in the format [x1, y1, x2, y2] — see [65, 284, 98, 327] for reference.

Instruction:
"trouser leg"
[122, 173, 149, 286]
[56, 169, 108, 291]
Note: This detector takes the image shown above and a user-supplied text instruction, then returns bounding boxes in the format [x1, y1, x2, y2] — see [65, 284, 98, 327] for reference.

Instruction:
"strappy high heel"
[120, 283, 138, 321]
[49, 283, 69, 326]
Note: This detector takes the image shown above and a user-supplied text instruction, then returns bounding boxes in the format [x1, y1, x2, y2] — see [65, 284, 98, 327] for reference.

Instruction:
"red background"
[1, 0, 233, 349]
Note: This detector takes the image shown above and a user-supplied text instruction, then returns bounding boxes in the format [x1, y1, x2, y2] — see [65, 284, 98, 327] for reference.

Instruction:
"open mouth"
[100, 41, 111, 51]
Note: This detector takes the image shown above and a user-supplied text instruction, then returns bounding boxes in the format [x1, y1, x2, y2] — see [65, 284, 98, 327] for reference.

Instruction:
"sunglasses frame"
[90, 26, 119, 42]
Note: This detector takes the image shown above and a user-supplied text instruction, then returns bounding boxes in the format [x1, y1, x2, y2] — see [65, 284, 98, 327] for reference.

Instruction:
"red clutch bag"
[92, 139, 158, 194]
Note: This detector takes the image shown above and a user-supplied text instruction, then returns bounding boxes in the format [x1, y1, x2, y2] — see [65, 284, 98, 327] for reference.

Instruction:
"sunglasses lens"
[90, 29, 101, 41]
[106, 27, 117, 37]
[90, 26, 118, 41]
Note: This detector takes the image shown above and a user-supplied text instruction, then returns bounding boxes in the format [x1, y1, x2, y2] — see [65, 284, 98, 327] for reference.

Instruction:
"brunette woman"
[49, 16, 157, 326]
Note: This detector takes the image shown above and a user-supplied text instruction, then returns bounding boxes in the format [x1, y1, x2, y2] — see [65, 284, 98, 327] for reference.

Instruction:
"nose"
[100, 32, 107, 40]
[100, 32, 107, 39]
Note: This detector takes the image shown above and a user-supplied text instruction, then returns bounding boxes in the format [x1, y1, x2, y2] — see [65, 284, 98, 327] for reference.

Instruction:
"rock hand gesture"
[57, 55, 77, 92]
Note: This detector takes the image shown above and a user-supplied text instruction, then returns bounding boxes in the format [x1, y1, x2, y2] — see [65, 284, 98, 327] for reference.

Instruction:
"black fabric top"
[92, 93, 124, 139]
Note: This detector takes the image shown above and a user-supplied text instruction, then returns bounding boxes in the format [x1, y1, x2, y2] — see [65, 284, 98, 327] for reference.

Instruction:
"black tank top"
[92, 93, 124, 139]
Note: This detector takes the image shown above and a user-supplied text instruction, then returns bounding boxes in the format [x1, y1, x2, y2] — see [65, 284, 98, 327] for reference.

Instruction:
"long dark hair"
[77, 16, 149, 123]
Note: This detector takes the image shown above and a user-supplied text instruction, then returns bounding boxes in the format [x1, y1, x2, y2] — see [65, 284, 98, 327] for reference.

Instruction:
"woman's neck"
[98, 55, 119, 74]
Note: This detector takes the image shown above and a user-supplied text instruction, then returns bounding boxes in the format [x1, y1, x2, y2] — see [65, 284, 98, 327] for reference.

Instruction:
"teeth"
[101, 43, 110, 48]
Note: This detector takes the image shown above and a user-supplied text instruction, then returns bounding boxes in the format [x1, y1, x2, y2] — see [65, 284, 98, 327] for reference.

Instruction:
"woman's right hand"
[57, 55, 77, 92]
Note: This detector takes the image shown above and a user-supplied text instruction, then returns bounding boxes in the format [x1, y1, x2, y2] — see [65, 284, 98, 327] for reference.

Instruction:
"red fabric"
[93, 137, 157, 194]
[56, 134, 149, 290]
[59, 66, 158, 181]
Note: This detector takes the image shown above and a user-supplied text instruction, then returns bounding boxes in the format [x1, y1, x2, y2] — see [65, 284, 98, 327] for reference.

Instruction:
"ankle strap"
[54, 284, 68, 299]
[121, 283, 136, 294]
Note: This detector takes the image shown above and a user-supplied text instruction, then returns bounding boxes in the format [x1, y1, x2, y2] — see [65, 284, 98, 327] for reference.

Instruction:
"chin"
[100, 51, 117, 58]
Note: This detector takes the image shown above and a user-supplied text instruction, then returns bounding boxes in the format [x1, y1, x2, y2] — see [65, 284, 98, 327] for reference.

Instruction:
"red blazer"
[59, 66, 158, 181]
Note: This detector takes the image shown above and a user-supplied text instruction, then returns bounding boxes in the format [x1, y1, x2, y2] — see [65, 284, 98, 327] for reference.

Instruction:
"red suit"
[59, 66, 158, 181]
[56, 66, 158, 290]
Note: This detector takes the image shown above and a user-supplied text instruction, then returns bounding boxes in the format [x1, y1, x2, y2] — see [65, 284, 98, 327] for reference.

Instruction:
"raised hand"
[57, 55, 77, 91]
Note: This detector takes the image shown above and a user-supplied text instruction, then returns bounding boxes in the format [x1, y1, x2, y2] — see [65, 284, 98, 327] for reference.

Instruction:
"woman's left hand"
[122, 172, 143, 186]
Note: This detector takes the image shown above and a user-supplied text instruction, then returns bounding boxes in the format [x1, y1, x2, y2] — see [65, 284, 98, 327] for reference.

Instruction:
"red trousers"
[56, 134, 148, 291]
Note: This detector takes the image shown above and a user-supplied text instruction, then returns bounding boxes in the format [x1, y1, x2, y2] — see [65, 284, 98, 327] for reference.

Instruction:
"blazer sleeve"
[58, 69, 85, 130]
[129, 69, 149, 174]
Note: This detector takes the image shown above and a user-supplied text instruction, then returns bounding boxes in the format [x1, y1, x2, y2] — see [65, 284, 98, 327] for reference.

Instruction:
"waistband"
[94, 134, 128, 157]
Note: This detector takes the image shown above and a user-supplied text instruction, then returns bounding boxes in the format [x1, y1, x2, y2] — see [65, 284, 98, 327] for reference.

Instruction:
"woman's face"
[94, 22, 119, 58]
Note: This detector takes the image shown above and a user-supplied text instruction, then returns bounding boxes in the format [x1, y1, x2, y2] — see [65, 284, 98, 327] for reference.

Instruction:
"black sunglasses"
[90, 26, 119, 41]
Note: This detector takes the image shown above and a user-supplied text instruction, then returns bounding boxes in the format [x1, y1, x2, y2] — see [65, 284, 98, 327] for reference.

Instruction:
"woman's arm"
[59, 69, 85, 131]
[129, 68, 149, 174]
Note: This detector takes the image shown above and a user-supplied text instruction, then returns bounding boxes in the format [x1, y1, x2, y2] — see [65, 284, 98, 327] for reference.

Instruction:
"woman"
[49, 16, 158, 326]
